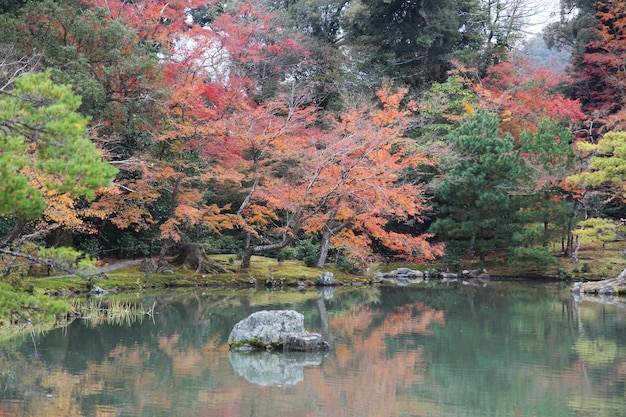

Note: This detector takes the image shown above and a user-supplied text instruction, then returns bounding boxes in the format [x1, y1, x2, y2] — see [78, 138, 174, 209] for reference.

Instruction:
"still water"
[0, 282, 625, 417]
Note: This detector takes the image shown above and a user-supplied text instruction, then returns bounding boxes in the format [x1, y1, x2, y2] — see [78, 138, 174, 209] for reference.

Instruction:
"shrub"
[118, 233, 149, 258]
[295, 239, 320, 267]
[508, 246, 558, 272]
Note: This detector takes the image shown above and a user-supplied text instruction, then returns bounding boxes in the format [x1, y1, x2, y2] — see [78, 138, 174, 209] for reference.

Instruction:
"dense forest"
[0, 0, 625, 277]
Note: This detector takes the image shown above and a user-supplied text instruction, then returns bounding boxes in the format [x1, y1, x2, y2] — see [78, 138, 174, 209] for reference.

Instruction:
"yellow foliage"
[462, 101, 475, 116]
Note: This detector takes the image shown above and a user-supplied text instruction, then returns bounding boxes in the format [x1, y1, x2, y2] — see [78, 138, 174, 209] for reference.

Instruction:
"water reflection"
[317, 286, 335, 300]
[0, 284, 624, 417]
[229, 351, 327, 386]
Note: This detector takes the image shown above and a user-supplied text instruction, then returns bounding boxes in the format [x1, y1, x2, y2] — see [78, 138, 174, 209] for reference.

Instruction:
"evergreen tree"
[342, 0, 462, 89]
[429, 111, 524, 266]
[0, 72, 117, 247]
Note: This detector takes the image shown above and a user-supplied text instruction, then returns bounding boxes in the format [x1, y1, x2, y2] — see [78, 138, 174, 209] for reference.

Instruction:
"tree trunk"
[0, 219, 26, 248]
[565, 199, 582, 258]
[158, 178, 181, 266]
[240, 233, 254, 269]
[315, 228, 332, 268]
[171, 243, 207, 271]
[467, 232, 477, 259]
[571, 235, 580, 264]
[240, 232, 294, 269]
[158, 239, 170, 266]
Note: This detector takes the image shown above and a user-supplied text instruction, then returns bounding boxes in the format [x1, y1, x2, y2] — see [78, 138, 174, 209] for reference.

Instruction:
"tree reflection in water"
[0, 284, 624, 417]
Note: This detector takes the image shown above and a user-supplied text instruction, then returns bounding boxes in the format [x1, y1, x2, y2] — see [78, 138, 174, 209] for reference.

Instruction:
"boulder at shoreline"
[572, 268, 626, 296]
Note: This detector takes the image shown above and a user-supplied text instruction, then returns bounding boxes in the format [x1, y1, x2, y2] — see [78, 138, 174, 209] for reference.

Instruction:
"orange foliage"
[456, 60, 586, 138]
[220, 83, 442, 264]
[296, 84, 443, 263]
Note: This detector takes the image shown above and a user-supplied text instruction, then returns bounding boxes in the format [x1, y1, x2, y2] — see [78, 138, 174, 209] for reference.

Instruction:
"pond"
[0, 281, 625, 417]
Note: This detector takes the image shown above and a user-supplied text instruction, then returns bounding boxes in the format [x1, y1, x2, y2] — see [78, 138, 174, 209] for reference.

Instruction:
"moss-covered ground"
[26, 255, 376, 295]
[23, 240, 626, 295]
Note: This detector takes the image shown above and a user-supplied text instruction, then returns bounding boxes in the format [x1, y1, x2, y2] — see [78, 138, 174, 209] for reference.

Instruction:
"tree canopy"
[0, 0, 624, 275]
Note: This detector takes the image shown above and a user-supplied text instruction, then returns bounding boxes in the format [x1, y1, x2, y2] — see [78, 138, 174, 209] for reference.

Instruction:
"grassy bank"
[23, 240, 626, 296]
[27, 255, 374, 295]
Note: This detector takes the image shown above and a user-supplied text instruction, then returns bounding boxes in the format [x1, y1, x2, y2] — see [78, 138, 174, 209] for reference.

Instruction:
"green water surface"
[0, 282, 624, 417]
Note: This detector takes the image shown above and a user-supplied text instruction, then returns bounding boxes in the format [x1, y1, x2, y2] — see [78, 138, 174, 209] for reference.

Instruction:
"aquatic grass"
[0, 320, 64, 345]
[73, 297, 155, 328]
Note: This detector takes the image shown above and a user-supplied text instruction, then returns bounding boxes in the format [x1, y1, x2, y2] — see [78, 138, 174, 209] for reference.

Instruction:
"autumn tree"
[214, 91, 318, 269]
[472, 59, 586, 137]
[571, 0, 626, 133]
[161, 4, 316, 265]
[300, 84, 444, 268]
[32, 0, 312, 263]
[19, 0, 165, 160]
[230, 83, 443, 269]
[4, 0, 170, 258]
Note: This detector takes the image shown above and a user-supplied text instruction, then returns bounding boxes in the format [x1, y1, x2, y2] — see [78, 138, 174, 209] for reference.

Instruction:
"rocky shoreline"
[571, 268, 626, 296]
[377, 267, 491, 286]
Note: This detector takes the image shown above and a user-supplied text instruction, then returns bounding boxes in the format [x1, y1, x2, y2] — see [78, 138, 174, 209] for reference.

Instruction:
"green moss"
[228, 337, 283, 351]
[19, 239, 626, 296]
[228, 337, 264, 350]
[22, 254, 373, 295]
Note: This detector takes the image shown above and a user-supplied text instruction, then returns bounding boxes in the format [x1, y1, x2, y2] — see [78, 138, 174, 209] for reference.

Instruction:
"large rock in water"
[228, 310, 329, 352]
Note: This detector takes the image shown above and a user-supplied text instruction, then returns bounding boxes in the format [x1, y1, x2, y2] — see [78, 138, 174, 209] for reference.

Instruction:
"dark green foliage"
[343, 0, 462, 89]
[204, 235, 242, 255]
[19, 0, 164, 159]
[507, 246, 558, 273]
[77, 237, 103, 259]
[335, 252, 368, 275]
[429, 112, 525, 265]
[118, 234, 150, 259]
[188, 1, 227, 25]
[0, 0, 28, 15]
[262, 0, 347, 45]
[278, 246, 299, 261]
[543, 0, 599, 55]
[295, 239, 320, 267]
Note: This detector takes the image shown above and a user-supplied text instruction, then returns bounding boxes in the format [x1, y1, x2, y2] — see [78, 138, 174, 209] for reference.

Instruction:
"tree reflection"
[0, 286, 625, 417]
